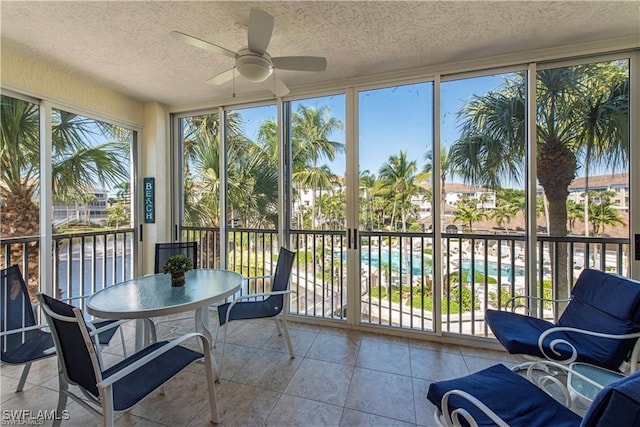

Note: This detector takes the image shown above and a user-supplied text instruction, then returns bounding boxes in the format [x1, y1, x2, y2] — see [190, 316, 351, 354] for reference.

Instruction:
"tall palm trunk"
[0, 188, 41, 299]
[537, 139, 576, 313]
[583, 142, 592, 236]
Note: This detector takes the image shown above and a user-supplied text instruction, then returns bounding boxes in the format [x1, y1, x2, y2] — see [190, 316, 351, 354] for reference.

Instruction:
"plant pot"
[171, 272, 185, 287]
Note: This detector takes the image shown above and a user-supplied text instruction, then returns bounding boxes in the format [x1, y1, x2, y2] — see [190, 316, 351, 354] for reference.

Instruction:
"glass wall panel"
[357, 83, 434, 330]
[181, 112, 223, 268]
[224, 104, 279, 286]
[442, 72, 526, 335]
[51, 108, 134, 298]
[0, 95, 40, 297]
[288, 94, 346, 318]
[535, 59, 630, 316]
[1, 96, 135, 300]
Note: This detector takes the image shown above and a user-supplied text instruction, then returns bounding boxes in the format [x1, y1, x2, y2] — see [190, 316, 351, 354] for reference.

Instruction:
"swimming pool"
[460, 260, 525, 278]
[356, 247, 432, 275]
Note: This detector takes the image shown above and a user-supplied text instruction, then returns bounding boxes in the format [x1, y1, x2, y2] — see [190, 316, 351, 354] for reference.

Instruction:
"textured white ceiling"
[1, 1, 639, 106]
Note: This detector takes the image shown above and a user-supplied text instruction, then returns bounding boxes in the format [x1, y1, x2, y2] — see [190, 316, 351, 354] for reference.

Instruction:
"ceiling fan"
[171, 8, 327, 97]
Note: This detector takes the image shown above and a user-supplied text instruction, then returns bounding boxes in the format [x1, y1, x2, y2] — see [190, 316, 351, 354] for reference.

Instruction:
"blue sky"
[231, 70, 626, 189]
[234, 74, 509, 182]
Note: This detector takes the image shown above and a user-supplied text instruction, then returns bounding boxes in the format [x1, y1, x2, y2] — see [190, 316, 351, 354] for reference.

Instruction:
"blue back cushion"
[41, 294, 99, 397]
[567, 269, 640, 323]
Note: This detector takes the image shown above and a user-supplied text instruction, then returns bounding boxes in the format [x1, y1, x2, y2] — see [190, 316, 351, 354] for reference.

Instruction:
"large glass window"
[1, 95, 135, 300]
[225, 104, 278, 283]
[442, 72, 527, 334]
[51, 108, 134, 298]
[181, 112, 223, 268]
[288, 94, 346, 318]
[172, 52, 635, 342]
[357, 83, 433, 329]
[535, 59, 630, 312]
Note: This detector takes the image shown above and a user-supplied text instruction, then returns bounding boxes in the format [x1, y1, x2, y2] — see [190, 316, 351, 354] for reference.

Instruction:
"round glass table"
[87, 269, 242, 359]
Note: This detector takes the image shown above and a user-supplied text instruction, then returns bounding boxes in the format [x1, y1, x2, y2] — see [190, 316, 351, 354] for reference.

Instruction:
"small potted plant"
[163, 254, 193, 287]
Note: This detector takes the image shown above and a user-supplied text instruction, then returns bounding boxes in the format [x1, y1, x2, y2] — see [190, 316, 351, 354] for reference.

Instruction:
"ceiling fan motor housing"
[236, 49, 273, 82]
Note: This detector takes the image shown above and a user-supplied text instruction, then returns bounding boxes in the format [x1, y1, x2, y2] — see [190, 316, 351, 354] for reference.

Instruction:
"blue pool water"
[460, 260, 525, 278]
[357, 247, 432, 275]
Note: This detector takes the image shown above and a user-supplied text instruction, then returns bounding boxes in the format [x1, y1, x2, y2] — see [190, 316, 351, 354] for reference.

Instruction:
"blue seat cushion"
[427, 364, 582, 427]
[581, 369, 640, 427]
[217, 298, 281, 326]
[102, 341, 203, 411]
[486, 309, 568, 358]
[486, 309, 635, 371]
[0, 329, 54, 364]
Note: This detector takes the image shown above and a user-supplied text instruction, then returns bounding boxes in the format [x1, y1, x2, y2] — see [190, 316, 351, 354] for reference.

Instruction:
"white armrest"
[232, 289, 295, 302]
[441, 389, 509, 427]
[538, 326, 640, 364]
[506, 295, 572, 313]
[97, 332, 210, 388]
[0, 323, 49, 337]
[87, 318, 130, 336]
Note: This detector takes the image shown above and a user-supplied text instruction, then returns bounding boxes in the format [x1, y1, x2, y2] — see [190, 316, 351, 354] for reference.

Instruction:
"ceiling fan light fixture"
[236, 51, 273, 82]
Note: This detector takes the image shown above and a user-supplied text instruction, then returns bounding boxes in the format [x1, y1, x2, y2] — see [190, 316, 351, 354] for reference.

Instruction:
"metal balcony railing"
[2, 227, 630, 339]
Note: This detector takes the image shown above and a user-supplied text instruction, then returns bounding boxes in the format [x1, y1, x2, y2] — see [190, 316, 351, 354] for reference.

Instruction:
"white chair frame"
[41, 300, 219, 427]
[433, 361, 610, 427]
[214, 273, 295, 378]
[506, 295, 640, 374]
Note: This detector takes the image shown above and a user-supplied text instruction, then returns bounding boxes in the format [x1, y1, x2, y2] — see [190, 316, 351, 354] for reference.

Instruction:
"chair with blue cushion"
[215, 247, 296, 377]
[154, 241, 198, 274]
[1, 264, 128, 393]
[1, 265, 56, 392]
[38, 292, 219, 426]
[426, 363, 640, 427]
[151, 241, 199, 337]
[486, 269, 640, 374]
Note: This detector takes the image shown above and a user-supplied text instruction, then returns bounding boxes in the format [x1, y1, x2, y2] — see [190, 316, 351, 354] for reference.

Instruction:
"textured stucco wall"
[1, 46, 144, 126]
[141, 101, 171, 274]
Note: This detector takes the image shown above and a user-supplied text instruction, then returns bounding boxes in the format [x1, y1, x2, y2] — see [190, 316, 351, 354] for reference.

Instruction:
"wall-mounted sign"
[143, 177, 155, 223]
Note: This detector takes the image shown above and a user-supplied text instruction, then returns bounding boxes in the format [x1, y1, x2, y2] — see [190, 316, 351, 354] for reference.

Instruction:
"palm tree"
[291, 105, 344, 229]
[1, 96, 129, 237]
[578, 65, 629, 236]
[453, 202, 487, 232]
[566, 200, 583, 234]
[182, 111, 278, 228]
[589, 201, 624, 237]
[492, 202, 519, 234]
[78, 192, 97, 225]
[115, 181, 130, 200]
[107, 203, 127, 229]
[449, 62, 628, 299]
[379, 151, 419, 233]
[359, 170, 377, 230]
[424, 147, 457, 226]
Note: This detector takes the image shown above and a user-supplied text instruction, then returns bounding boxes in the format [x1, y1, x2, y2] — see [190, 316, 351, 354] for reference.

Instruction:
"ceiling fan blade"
[272, 56, 327, 71]
[247, 8, 274, 55]
[263, 74, 289, 97]
[171, 31, 236, 59]
[206, 68, 235, 85]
